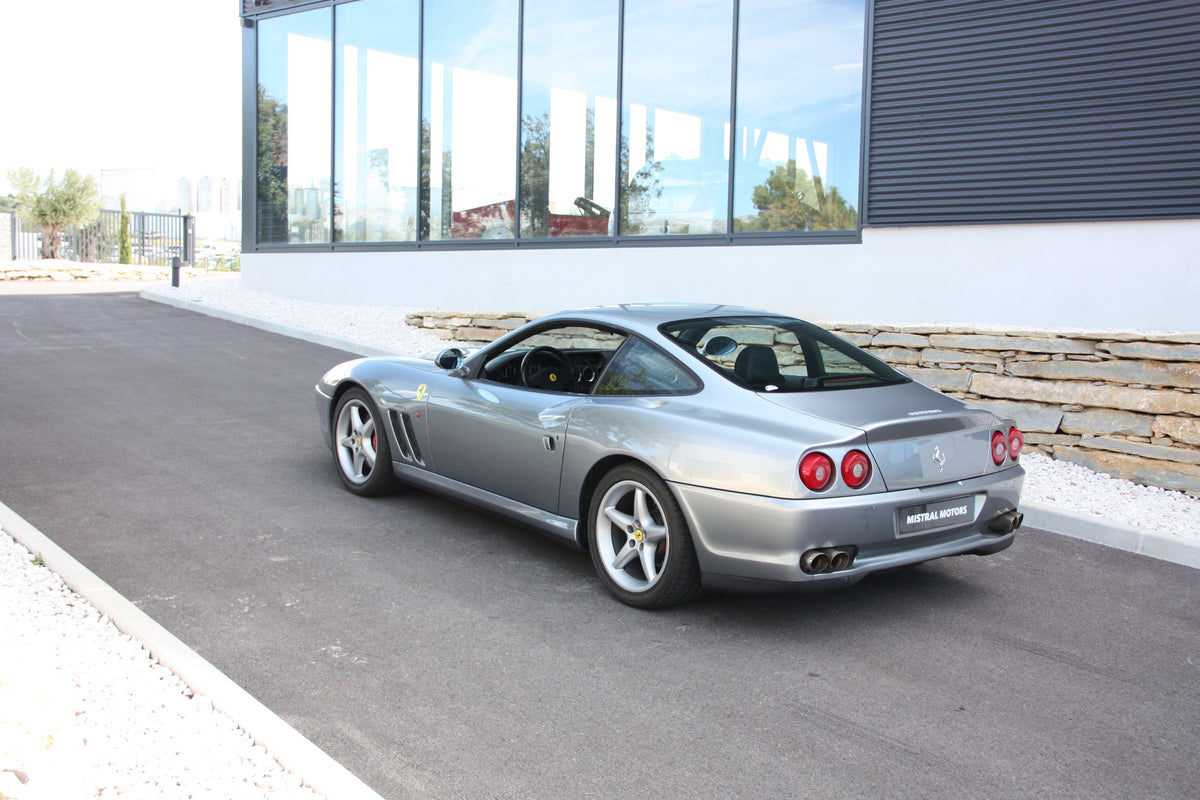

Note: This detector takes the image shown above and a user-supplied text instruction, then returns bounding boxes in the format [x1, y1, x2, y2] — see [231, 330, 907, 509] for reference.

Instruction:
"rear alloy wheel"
[333, 388, 398, 496]
[587, 464, 703, 608]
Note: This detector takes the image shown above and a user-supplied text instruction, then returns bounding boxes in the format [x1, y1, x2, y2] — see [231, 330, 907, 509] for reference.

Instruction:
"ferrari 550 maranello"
[315, 304, 1024, 608]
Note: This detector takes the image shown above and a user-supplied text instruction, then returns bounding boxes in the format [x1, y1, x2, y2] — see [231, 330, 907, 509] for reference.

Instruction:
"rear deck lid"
[759, 381, 999, 490]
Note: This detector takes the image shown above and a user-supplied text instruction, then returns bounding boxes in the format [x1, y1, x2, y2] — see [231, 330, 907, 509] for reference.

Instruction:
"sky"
[0, 0, 242, 195]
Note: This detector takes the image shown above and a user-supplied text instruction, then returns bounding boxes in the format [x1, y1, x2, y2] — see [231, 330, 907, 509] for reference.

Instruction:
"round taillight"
[991, 431, 1008, 465]
[841, 450, 872, 489]
[1008, 427, 1024, 460]
[800, 453, 835, 491]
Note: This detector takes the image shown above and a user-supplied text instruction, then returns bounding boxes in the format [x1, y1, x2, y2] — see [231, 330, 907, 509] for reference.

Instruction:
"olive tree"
[7, 167, 100, 259]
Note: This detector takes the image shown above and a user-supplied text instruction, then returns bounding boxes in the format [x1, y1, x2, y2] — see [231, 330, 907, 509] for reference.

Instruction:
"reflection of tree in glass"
[619, 125, 663, 235]
[520, 109, 610, 238]
[418, 118, 453, 240]
[741, 160, 857, 232]
[520, 112, 552, 237]
[256, 85, 289, 243]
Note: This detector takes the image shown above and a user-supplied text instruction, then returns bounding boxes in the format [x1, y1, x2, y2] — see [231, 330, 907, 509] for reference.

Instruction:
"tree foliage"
[7, 167, 100, 258]
[741, 161, 857, 232]
[256, 85, 289, 243]
[519, 112, 553, 237]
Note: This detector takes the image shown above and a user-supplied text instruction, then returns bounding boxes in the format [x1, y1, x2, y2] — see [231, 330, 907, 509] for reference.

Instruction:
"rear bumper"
[672, 465, 1024, 592]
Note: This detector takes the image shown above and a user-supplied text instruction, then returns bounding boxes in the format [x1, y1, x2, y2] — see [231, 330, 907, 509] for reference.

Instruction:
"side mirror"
[703, 335, 738, 357]
[435, 348, 465, 370]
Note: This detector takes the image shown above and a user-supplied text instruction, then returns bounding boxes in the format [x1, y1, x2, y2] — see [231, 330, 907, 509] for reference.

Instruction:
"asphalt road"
[1, 289, 1197, 800]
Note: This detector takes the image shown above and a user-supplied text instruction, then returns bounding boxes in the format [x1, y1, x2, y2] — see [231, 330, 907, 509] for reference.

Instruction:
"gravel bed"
[2, 272, 1196, 798]
[0, 528, 324, 800]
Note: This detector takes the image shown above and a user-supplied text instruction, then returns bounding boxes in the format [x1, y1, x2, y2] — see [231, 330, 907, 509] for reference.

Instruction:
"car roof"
[543, 303, 776, 337]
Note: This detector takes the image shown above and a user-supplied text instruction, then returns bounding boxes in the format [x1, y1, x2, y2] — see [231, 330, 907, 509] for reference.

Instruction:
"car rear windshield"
[661, 315, 910, 392]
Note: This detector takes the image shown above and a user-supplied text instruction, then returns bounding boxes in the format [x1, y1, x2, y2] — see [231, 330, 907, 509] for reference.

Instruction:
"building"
[237, 0, 1199, 331]
[236, 0, 1200, 491]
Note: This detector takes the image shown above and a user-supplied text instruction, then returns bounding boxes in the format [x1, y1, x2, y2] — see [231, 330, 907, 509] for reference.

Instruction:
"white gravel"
[1020, 452, 1199, 538]
[2, 271, 1197, 798]
[0, 528, 324, 800]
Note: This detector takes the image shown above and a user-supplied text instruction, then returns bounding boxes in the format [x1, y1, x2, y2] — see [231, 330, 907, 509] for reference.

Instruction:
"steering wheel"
[520, 346, 573, 387]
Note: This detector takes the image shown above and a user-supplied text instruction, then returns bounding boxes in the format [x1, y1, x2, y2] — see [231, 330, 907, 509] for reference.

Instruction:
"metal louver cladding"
[866, 0, 1200, 225]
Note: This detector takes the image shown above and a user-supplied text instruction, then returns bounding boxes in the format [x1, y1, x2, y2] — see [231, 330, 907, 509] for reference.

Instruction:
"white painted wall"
[242, 219, 1200, 331]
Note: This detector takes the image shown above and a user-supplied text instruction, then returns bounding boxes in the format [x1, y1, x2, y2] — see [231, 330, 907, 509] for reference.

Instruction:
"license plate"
[898, 496, 975, 535]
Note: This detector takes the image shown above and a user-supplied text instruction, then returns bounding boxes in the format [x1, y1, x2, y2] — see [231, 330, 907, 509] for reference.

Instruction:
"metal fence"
[9, 209, 195, 266]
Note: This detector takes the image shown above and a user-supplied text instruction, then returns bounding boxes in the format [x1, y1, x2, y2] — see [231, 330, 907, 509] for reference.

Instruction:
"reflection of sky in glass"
[254, 0, 866, 239]
[336, 0, 420, 241]
[423, 0, 518, 228]
[522, 0, 618, 107]
[257, 10, 333, 192]
[735, 0, 865, 211]
[622, 0, 734, 234]
[522, 0, 619, 217]
[423, 0, 518, 79]
[257, 9, 329, 104]
[622, 0, 734, 120]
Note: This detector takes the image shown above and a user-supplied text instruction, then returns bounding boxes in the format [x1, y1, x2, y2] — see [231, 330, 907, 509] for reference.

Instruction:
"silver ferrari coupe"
[316, 304, 1024, 608]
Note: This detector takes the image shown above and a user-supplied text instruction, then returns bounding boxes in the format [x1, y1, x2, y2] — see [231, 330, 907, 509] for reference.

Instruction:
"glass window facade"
[335, 0, 420, 242]
[422, 0, 519, 240]
[256, 8, 332, 244]
[733, 0, 864, 232]
[249, 0, 864, 246]
[520, 0, 619, 238]
[620, 0, 733, 236]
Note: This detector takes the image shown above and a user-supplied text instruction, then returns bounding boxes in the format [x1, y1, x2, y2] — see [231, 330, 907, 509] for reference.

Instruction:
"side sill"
[392, 462, 583, 549]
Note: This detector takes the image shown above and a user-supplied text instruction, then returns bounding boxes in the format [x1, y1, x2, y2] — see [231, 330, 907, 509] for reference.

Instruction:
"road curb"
[141, 285, 401, 357]
[1021, 501, 1199, 569]
[0, 500, 386, 800]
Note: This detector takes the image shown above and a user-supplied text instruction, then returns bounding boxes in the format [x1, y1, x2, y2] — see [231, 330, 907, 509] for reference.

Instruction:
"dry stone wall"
[407, 311, 1200, 495]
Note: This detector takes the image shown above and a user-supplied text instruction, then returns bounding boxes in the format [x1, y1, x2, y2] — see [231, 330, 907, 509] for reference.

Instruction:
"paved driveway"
[1, 289, 1197, 800]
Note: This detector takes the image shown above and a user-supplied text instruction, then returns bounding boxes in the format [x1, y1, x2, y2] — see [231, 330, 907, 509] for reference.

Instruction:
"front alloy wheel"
[333, 388, 397, 496]
[588, 464, 703, 608]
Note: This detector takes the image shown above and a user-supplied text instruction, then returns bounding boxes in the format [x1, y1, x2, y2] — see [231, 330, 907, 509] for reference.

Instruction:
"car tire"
[332, 388, 399, 496]
[587, 464, 704, 608]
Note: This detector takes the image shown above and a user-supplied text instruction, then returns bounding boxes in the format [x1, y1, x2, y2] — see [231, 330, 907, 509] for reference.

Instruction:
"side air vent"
[388, 410, 424, 465]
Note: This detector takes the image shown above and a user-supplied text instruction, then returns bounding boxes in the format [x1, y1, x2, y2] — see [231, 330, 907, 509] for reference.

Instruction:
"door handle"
[543, 435, 556, 452]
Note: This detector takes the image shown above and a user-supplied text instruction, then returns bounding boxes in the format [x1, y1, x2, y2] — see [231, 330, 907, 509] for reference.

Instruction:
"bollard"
[171, 256, 181, 288]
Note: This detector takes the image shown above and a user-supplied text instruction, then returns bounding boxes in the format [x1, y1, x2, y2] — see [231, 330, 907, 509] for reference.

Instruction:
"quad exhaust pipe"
[989, 509, 1024, 534]
[801, 547, 856, 575]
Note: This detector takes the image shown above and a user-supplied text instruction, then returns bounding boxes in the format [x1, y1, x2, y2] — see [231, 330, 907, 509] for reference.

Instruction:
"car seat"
[734, 344, 782, 390]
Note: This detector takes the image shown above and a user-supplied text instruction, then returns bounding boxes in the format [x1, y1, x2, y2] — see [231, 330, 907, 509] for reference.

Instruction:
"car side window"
[664, 316, 907, 392]
[594, 338, 701, 396]
[479, 323, 626, 393]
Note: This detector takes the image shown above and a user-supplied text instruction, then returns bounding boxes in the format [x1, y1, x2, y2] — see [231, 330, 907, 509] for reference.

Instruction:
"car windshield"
[661, 315, 910, 392]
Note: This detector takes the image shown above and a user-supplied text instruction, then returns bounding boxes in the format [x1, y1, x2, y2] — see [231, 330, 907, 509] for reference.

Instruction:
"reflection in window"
[519, 0, 618, 238]
[422, 1, 519, 240]
[256, 9, 332, 244]
[335, 0, 420, 242]
[733, 0, 864, 232]
[620, 0, 733, 236]
[252, 0, 866, 246]
[595, 339, 701, 395]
